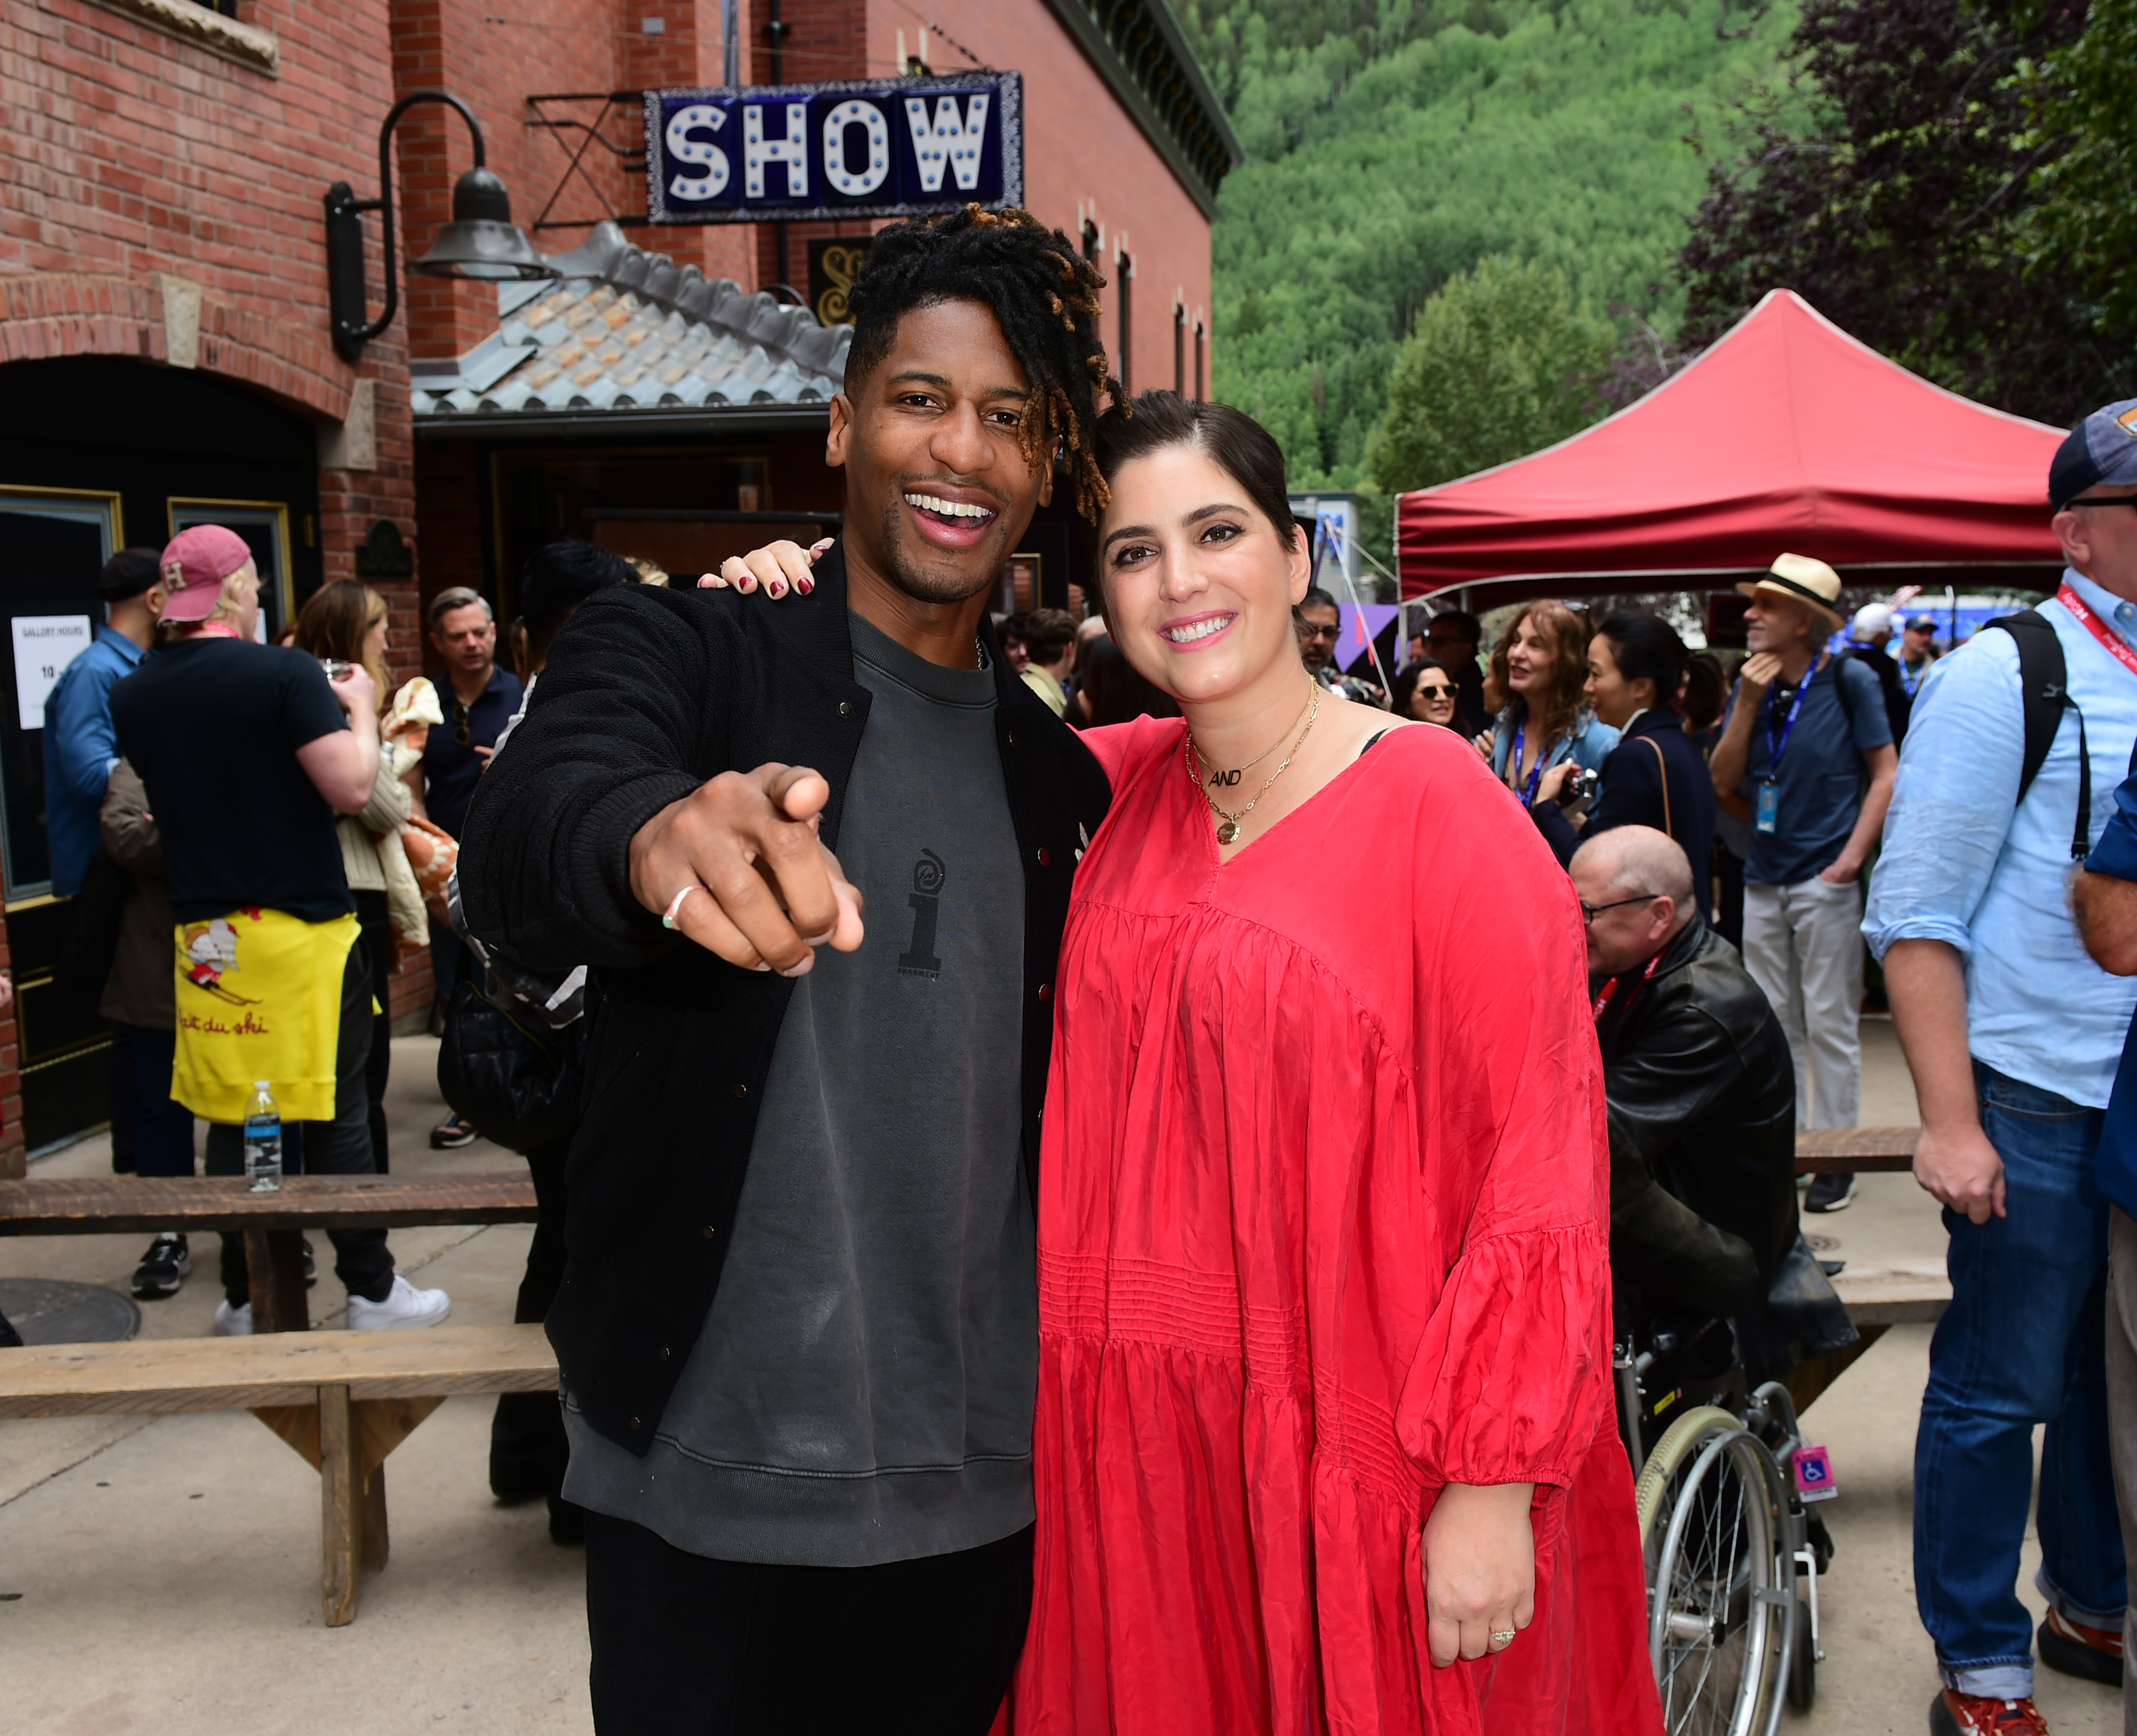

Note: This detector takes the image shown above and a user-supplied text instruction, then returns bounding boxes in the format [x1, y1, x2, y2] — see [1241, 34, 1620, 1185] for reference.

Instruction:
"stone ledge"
[82, 0, 279, 75]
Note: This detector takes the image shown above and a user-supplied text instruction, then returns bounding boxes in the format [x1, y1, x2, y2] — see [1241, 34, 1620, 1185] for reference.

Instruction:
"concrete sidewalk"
[0, 1036, 592, 1734]
[0, 1024, 2124, 1733]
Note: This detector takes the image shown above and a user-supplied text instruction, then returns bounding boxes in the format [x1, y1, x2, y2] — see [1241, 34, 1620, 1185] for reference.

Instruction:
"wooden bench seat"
[0, 1173, 539, 1334]
[0, 1323, 558, 1625]
[1795, 1127, 1918, 1174]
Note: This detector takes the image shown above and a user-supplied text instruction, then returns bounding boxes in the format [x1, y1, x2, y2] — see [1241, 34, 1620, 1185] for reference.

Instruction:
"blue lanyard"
[1510, 721, 1547, 809]
[1761, 657, 1819, 779]
[1900, 658, 1924, 697]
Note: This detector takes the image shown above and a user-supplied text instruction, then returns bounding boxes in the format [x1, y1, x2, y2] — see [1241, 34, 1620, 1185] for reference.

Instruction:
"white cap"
[1850, 603, 1895, 638]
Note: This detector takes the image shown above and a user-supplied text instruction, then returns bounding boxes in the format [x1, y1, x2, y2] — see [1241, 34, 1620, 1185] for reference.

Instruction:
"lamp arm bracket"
[340, 90, 491, 348]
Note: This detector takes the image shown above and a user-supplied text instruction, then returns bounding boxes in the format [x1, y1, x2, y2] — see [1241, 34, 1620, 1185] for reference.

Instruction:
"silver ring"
[1488, 1629, 1516, 1650]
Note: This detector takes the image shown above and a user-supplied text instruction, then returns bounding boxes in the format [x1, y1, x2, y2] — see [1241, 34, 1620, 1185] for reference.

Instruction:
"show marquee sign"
[644, 71, 1021, 225]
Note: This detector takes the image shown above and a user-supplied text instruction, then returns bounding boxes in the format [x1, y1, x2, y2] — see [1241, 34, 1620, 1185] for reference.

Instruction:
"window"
[168, 499, 293, 640]
[1116, 249, 1133, 395]
[1194, 318, 1206, 403]
[1174, 303, 1186, 395]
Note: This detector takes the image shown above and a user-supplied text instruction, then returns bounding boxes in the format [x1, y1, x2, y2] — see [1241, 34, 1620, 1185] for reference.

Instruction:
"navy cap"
[1904, 614, 1937, 632]
[2050, 399, 2137, 511]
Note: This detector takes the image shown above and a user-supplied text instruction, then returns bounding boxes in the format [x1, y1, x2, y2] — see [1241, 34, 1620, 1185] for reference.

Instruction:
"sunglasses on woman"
[1415, 683, 1455, 700]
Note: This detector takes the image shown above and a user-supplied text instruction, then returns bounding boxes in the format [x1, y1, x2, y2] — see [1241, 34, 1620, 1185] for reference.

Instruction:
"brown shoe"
[2037, 1607, 2123, 1686]
[1929, 1690, 2051, 1736]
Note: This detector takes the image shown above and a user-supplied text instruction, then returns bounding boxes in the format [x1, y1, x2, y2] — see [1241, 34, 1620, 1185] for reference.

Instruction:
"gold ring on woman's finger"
[662, 885, 701, 930]
[1488, 1630, 1516, 1651]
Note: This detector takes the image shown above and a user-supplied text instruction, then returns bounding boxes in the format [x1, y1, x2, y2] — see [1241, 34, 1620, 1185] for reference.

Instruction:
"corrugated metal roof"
[410, 221, 848, 421]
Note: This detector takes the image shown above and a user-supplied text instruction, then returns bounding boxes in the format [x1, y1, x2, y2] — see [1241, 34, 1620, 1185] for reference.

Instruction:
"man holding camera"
[1710, 555, 1898, 1214]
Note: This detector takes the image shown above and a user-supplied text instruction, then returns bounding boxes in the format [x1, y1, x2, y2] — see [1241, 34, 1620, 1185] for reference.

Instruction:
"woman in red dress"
[1013, 394, 1659, 1735]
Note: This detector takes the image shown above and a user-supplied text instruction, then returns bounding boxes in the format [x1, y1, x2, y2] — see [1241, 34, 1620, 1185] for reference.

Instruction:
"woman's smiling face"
[1097, 441, 1312, 707]
[1504, 612, 1554, 695]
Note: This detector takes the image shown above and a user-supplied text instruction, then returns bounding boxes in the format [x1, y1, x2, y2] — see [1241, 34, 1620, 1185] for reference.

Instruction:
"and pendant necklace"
[1192, 688, 1313, 788]
[1183, 684, 1321, 845]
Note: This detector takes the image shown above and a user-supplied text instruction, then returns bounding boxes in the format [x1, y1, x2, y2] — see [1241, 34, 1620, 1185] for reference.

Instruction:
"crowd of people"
[4, 200, 2136, 1736]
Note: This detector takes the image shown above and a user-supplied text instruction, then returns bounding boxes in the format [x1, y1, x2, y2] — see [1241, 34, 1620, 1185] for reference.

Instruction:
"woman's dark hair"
[848, 206, 1119, 521]
[1075, 631, 1181, 727]
[1392, 657, 1457, 725]
[1487, 599, 1590, 747]
[1595, 612, 1691, 712]
[1679, 651, 1727, 733]
[515, 539, 639, 675]
[292, 579, 390, 702]
[1093, 392, 1303, 568]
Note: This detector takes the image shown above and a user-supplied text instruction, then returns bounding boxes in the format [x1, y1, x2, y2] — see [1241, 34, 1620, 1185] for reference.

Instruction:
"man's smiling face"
[827, 298, 1051, 606]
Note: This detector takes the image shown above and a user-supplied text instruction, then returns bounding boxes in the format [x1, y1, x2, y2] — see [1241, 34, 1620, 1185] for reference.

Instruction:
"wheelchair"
[1617, 1314, 1833, 1734]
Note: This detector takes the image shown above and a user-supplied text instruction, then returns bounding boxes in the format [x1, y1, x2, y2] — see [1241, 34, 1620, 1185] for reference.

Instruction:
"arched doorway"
[0, 357, 325, 1152]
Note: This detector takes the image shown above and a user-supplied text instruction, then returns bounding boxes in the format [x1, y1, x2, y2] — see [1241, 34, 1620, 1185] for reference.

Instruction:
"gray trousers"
[1743, 873, 1864, 1129]
[2106, 1205, 2137, 1733]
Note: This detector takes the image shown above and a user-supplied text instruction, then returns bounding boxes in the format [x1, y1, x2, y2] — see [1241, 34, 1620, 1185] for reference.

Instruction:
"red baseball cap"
[158, 525, 255, 623]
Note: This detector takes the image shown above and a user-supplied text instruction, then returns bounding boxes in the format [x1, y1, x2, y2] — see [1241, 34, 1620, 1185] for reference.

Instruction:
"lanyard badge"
[1755, 659, 1821, 834]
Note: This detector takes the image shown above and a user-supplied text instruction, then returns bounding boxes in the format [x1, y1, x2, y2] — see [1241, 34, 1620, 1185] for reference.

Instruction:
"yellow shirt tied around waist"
[172, 908, 358, 1123]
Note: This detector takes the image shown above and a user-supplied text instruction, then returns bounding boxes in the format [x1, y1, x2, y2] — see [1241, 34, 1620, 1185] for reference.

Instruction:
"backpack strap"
[1985, 609, 2090, 860]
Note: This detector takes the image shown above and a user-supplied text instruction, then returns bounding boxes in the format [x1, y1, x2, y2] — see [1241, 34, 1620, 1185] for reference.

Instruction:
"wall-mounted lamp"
[324, 88, 556, 364]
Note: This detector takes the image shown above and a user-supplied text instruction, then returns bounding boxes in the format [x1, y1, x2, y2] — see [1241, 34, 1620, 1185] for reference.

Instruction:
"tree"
[1365, 256, 1615, 494]
[1678, 0, 2131, 426]
[2023, 0, 2137, 341]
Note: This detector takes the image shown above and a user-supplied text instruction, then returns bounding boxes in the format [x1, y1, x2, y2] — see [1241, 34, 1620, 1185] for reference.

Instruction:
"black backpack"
[1985, 610, 2091, 861]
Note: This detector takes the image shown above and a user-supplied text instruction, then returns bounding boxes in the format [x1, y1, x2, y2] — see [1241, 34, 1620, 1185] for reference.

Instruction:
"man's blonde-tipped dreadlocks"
[845, 205, 1125, 522]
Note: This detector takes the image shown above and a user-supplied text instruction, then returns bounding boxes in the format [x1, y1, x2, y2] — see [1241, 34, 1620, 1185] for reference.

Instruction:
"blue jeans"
[1915, 1062, 2124, 1698]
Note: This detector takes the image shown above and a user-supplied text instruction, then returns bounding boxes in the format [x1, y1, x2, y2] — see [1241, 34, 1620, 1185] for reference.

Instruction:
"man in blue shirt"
[1711, 555, 1898, 1214]
[2077, 754, 2137, 1736]
[1867, 400, 2137, 1736]
[43, 548, 164, 897]
[43, 548, 166, 1183]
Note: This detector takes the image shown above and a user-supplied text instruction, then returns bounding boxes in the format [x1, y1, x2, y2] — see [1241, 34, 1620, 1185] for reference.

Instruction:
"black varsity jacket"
[458, 547, 1113, 1453]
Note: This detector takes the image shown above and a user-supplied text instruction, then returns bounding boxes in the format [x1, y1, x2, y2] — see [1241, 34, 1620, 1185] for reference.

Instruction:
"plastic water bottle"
[243, 1082, 282, 1193]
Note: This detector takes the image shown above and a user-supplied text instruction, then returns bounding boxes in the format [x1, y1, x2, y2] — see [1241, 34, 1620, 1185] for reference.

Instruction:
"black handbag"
[437, 967, 585, 1155]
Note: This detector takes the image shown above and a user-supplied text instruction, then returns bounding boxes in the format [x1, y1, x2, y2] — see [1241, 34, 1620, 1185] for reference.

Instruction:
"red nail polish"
[768, 581, 786, 598]
[797, 576, 815, 595]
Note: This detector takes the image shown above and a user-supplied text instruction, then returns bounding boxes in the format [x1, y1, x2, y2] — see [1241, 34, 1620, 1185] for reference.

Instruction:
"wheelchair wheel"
[1641, 1411, 1796, 1736]
[1786, 1593, 1816, 1711]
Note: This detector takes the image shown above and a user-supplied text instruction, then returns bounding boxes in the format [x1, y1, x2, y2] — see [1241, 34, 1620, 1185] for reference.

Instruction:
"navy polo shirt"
[2088, 765, 2137, 1217]
[424, 664, 523, 839]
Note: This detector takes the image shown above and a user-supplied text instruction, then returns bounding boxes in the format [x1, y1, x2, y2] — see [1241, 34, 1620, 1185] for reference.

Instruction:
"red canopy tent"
[1396, 290, 2067, 609]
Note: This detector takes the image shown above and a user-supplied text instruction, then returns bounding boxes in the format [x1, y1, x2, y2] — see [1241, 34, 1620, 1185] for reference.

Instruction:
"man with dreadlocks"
[459, 207, 1116, 1733]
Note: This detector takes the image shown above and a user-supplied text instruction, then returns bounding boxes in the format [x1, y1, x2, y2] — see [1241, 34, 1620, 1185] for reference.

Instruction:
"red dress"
[1012, 718, 1660, 1736]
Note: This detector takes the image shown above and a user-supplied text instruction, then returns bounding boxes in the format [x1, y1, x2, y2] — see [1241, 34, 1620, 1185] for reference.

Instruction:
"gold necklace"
[1192, 687, 1312, 789]
[1184, 685, 1321, 845]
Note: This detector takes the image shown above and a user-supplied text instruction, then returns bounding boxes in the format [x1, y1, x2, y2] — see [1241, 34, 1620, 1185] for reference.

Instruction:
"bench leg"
[243, 1229, 310, 1335]
[361, 1463, 389, 1575]
[320, 1383, 360, 1627]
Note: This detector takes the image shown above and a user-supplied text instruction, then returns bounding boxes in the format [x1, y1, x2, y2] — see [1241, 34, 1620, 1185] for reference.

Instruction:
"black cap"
[97, 548, 163, 601]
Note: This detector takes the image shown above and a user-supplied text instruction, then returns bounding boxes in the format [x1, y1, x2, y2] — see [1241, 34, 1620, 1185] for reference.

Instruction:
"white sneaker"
[346, 1273, 450, 1332]
[213, 1300, 252, 1336]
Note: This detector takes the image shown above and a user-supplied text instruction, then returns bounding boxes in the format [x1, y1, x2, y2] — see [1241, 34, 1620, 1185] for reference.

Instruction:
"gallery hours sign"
[644, 71, 1023, 225]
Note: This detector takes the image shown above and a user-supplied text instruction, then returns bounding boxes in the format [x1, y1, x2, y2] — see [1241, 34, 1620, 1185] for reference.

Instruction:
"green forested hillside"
[1183, 0, 1802, 499]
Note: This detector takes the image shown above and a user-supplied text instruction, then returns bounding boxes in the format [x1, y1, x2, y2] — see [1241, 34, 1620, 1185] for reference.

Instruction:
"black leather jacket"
[1595, 914, 1855, 1383]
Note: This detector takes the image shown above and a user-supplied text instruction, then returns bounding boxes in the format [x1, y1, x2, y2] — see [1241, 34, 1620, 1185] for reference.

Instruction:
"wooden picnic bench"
[0, 1172, 539, 1333]
[1794, 1126, 1918, 1174]
[0, 1323, 557, 1625]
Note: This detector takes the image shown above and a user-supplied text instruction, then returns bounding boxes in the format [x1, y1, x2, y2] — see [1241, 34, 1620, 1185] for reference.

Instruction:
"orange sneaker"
[1928, 1690, 2051, 1736]
[2038, 1608, 2124, 1685]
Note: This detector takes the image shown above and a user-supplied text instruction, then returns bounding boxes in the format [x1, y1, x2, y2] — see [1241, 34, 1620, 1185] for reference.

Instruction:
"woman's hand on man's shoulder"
[697, 538, 833, 599]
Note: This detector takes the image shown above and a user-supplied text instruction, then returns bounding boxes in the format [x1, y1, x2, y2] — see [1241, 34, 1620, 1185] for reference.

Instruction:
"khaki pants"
[2106, 1204, 2137, 1731]
[1743, 874, 1863, 1129]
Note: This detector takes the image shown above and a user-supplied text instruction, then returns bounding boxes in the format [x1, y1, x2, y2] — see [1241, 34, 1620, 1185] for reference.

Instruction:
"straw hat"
[1739, 554, 1844, 631]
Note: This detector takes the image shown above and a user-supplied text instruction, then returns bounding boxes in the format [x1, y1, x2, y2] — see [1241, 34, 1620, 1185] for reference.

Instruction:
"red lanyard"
[180, 623, 243, 642]
[1593, 952, 1663, 1021]
[2058, 583, 2137, 680]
